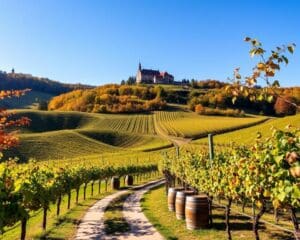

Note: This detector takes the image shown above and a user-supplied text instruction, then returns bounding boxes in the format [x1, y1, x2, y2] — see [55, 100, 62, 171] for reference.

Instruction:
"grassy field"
[78, 129, 172, 151]
[2, 109, 299, 240]
[103, 193, 131, 235]
[6, 109, 292, 162]
[103, 113, 157, 135]
[1, 180, 111, 240]
[155, 110, 268, 138]
[194, 113, 300, 146]
[6, 109, 298, 163]
[1, 173, 159, 240]
[5, 110, 172, 161]
[141, 186, 293, 240]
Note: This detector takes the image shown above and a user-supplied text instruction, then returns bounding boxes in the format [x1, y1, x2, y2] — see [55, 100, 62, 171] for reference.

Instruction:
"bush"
[274, 96, 297, 116]
[37, 101, 48, 111]
[195, 105, 245, 117]
[194, 104, 205, 114]
[48, 84, 166, 113]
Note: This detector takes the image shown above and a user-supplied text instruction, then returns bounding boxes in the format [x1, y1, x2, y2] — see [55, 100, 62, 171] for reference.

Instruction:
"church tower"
[136, 62, 142, 84]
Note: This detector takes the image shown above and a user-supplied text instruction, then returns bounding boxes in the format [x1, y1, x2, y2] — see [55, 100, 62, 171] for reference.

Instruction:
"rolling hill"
[0, 70, 93, 109]
[194, 113, 300, 146]
[3, 109, 281, 162]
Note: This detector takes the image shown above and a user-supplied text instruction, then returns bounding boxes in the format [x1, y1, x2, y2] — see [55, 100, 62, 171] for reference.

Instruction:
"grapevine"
[160, 126, 300, 240]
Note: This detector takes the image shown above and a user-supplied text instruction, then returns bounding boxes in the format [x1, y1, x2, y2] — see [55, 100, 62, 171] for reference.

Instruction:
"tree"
[126, 76, 136, 85]
[37, 101, 48, 111]
[274, 96, 297, 116]
[0, 90, 30, 152]
[226, 37, 299, 110]
[0, 89, 30, 238]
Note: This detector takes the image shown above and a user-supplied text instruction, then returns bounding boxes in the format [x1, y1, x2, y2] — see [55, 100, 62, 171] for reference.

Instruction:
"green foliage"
[104, 193, 131, 234]
[227, 37, 298, 111]
[161, 126, 300, 238]
[0, 159, 157, 238]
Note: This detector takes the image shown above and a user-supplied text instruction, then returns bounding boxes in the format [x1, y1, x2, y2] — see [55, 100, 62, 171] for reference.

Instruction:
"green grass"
[141, 186, 293, 240]
[1, 173, 160, 240]
[4, 110, 172, 161]
[10, 130, 118, 162]
[194, 113, 300, 146]
[102, 113, 157, 135]
[4, 109, 276, 162]
[104, 193, 131, 235]
[155, 110, 268, 138]
[77, 129, 172, 151]
[1, 180, 112, 240]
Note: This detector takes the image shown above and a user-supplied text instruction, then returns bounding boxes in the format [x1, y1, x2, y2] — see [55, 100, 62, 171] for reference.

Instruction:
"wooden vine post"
[208, 133, 214, 165]
[208, 133, 214, 226]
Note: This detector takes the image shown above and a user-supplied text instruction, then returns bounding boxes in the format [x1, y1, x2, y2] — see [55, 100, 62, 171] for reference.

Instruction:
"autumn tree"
[0, 90, 31, 153]
[274, 96, 297, 116]
[226, 37, 299, 111]
[48, 84, 166, 113]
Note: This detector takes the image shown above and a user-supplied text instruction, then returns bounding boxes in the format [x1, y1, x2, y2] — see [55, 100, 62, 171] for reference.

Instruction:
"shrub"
[49, 85, 166, 113]
[194, 104, 205, 114]
[274, 96, 297, 116]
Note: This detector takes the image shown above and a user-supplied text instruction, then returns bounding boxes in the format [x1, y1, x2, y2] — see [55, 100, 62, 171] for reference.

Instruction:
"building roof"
[160, 71, 174, 78]
[141, 69, 160, 76]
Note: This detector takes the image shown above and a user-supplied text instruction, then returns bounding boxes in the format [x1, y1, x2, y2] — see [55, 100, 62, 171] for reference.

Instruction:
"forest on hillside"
[48, 80, 300, 116]
[48, 84, 166, 113]
[188, 86, 300, 116]
[0, 71, 92, 95]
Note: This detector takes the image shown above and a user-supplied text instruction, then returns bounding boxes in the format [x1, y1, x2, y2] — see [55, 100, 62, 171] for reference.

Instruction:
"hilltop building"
[136, 63, 174, 84]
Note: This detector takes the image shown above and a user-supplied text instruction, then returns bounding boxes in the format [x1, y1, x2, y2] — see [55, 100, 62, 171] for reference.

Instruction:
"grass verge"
[141, 185, 293, 240]
[1, 181, 112, 240]
[104, 192, 131, 235]
[1, 173, 159, 240]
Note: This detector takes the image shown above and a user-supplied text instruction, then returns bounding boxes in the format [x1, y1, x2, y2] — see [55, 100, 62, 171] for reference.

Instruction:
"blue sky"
[0, 0, 299, 86]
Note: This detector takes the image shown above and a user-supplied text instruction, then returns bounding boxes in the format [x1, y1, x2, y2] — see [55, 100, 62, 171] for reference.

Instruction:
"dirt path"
[75, 190, 128, 240]
[75, 179, 165, 240]
[118, 179, 165, 240]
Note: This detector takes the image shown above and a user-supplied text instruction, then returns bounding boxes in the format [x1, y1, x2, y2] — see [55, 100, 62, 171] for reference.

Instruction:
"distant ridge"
[0, 70, 94, 109]
[0, 70, 94, 95]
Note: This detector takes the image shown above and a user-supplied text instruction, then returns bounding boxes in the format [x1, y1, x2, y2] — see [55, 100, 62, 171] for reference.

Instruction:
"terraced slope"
[10, 130, 117, 161]
[102, 114, 156, 135]
[194, 114, 300, 146]
[6, 110, 170, 161]
[154, 110, 268, 139]
[6, 109, 277, 161]
[14, 110, 107, 133]
[78, 130, 172, 151]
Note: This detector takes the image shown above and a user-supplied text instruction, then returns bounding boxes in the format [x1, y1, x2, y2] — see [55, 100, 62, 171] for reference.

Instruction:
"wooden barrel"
[125, 175, 134, 186]
[185, 194, 209, 230]
[168, 187, 184, 211]
[175, 190, 195, 220]
[111, 176, 120, 190]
